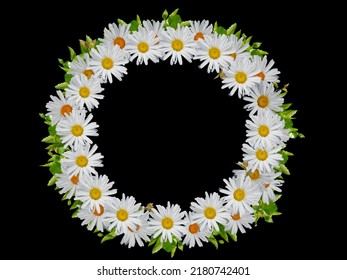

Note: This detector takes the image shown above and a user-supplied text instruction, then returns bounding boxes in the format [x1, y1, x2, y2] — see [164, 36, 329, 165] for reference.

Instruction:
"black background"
[5, 1, 341, 260]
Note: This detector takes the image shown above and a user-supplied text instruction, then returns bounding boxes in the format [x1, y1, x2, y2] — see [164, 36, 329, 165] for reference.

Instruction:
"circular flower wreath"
[40, 9, 303, 257]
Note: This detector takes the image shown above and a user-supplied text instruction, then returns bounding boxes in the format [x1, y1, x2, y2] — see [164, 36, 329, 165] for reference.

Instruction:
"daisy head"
[190, 192, 229, 231]
[127, 26, 162, 65]
[68, 53, 95, 79]
[242, 143, 283, 173]
[55, 167, 81, 199]
[194, 33, 234, 73]
[56, 110, 99, 149]
[100, 22, 131, 51]
[160, 24, 196, 65]
[257, 172, 284, 204]
[45, 90, 75, 126]
[243, 81, 284, 115]
[189, 19, 213, 41]
[89, 43, 128, 83]
[227, 34, 251, 61]
[225, 209, 255, 235]
[142, 19, 165, 42]
[104, 193, 143, 235]
[120, 211, 152, 248]
[65, 74, 104, 112]
[220, 172, 261, 216]
[148, 201, 186, 243]
[252, 55, 280, 84]
[182, 211, 211, 248]
[221, 57, 261, 98]
[75, 173, 117, 213]
[60, 143, 104, 179]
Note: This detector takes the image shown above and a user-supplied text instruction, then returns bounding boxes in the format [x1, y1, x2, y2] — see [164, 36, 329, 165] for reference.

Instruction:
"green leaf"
[208, 235, 218, 249]
[279, 163, 290, 175]
[152, 238, 163, 254]
[216, 26, 227, 35]
[177, 240, 184, 251]
[70, 200, 83, 210]
[171, 246, 177, 258]
[213, 21, 218, 32]
[226, 23, 237, 35]
[71, 208, 79, 218]
[129, 19, 139, 32]
[168, 14, 181, 29]
[234, 29, 242, 38]
[263, 201, 278, 215]
[162, 9, 168, 20]
[148, 237, 158, 247]
[227, 231, 237, 242]
[218, 224, 229, 242]
[55, 82, 69, 90]
[101, 228, 116, 244]
[49, 161, 61, 174]
[279, 110, 297, 119]
[117, 18, 127, 25]
[41, 135, 55, 143]
[163, 240, 176, 253]
[252, 42, 262, 49]
[68, 46, 76, 61]
[281, 103, 292, 110]
[169, 8, 179, 17]
[47, 174, 58, 186]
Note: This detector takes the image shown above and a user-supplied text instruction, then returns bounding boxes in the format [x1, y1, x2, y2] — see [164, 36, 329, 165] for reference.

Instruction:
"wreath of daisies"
[40, 9, 303, 257]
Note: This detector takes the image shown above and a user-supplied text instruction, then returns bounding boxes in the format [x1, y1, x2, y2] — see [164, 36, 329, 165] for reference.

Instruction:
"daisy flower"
[182, 211, 211, 248]
[142, 19, 165, 42]
[221, 57, 261, 98]
[61, 143, 103, 179]
[104, 193, 143, 235]
[77, 199, 113, 232]
[68, 53, 95, 79]
[243, 81, 284, 115]
[55, 167, 81, 199]
[75, 173, 117, 214]
[127, 26, 162, 65]
[258, 173, 284, 204]
[242, 143, 283, 173]
[220, 172, 261, 216]
[189, 19, 213, 41]
[190, 192, 229, 231]
[245, 110, 288, 149]
[194, 33, 234, 73]
[45, 90, 75, 126]
[148, 201, 186, 243]
[56, 110, 99, 149]
[65, 74, 104, 111]
[120, 211, 152, 248]
[99, 22, 131, 52]
[160, 24, 196, 65]
[89, 43, 128, 83]
[225, 210, 255, 235]
[227, 34, 251, 61]
[252, 55, 280, 84]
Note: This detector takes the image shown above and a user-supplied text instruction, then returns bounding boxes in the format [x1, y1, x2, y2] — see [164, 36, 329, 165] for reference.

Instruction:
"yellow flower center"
[172, 39, 184, 51]
[116, 209, 129, 221]
[93, 205, 105, 216]
[137, 42, 149, 53]
[162, 217, 174, 229]
[79, 86, 90, 98]
[114, 37, 126, 49]
[229, 53, 237, 59]
[235, 71, 247, 84]
[75, 155, 88, 167]
[257, 95, 269, 108]
[89, 187, 102, 200]
[71, 124, 84, 137]
[188, 223, 200, 234]
[233, 189, 245, 201]
[101, 57, 114, 70]
[204, 207, 216, 219]
[70, 174, 79, 185]
[264, 183, 270, 188]
[83, 69, 94, 79]
[258, 125, 270, 137]
[60, 104, 73, 116]
[194, 32, 204, 41]
[256, 71, 265, 80]
[208, 47, 221, 59]
[232, 214, 241, 221]
[249, 169, 260, 180]
[256, 149, 268, 161]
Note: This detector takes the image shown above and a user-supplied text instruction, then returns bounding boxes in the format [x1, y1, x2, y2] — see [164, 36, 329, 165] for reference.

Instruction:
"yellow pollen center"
[83, 69, 94, 79]
[172, 39, 183, 51]
[71, 124, 84, 137]
[137, 42, 149, 53]
[204, 207, 216, 219]
[101, 57, 114, 70]
[249, 169, 260, 180]
[116, 209, 129, 221]
[93, 205, 104, 216]
[256, 71, 265, 80]
[232, 214, 241, 221]
[114, 37, 126, 49]
[89, 187, 102, 200]
[162, 217, 174, 229]
[70, 174, 79, 185]
[209, 47, 221, 59]
[256, 149, 268, 161]
[235, 71, 247, 84]
[230, 53, 237, 59]
[194, 32, 204, 41]
[79, 86, 90, 98]
[257, 95, 269, 108]
[188, 223, 200, 234]
[75, 155, 88, 167]
[233, 189, 245, 201]
[258, 125, 270, 137]
[60, 104, 73, 116]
